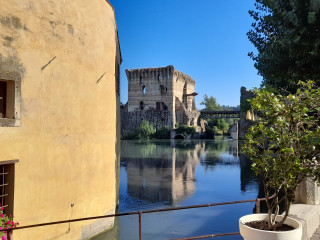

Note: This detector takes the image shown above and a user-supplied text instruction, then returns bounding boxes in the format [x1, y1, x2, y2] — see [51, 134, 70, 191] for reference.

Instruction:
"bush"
[205, 126, 214, 138]
[175, 125, 196, 137]
[154, 126, 171, 139]
[137, 120, 156, 139]
[207, 119, 229, 135]
[121, 130, 138, 140]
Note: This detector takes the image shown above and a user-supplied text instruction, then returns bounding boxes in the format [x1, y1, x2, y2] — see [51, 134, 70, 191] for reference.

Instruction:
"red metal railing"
[4, 196, 270, 240]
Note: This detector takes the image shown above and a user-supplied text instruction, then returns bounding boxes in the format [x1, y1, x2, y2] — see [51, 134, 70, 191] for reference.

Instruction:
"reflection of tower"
[230, 140, 239, 157]
[171, 145, 200, 202]
[124, 142, 204, 204]
[239, 153, 260, 192]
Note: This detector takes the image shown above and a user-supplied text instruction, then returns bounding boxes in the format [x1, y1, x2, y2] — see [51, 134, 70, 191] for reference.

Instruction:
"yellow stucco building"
[0, 0, 121, 239]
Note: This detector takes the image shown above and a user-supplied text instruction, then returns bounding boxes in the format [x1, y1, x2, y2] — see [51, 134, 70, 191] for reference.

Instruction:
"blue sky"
[109, 0, 262, 108]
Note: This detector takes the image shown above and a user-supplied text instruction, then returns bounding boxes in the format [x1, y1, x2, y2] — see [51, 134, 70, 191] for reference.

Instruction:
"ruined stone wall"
[126, 66, 174, 113]
[173, 72, 196, 112]
[121, 109, 172, 132]
[239, 87, 256, 139]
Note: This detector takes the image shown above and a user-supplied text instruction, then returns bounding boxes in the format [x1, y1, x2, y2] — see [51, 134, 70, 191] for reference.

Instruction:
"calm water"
[95, 137, 260, 240]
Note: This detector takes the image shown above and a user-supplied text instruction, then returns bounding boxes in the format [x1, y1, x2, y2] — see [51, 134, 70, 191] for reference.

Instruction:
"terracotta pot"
[239, 214, 302, 240]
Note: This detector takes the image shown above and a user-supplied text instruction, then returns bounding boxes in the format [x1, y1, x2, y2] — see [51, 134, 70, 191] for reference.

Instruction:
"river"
[94, 137, 260, 240]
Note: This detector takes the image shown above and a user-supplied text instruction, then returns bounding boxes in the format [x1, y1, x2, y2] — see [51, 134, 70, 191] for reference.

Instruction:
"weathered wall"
[0, 0, 120, 239]
[126, 66, 174, 113]
[173, 71, 196, 112]
[238, 87, 256, 139]
[121, 109, 172, 132]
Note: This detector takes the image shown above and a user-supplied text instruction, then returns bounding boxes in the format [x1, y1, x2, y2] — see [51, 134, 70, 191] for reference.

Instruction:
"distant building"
[0, 0, 121, 239]
[122, 66, 201, 133]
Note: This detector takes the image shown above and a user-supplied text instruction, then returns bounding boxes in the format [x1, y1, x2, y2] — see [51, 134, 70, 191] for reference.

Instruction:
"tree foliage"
[200, 94, 222, 111]
[248, 0, 320, 93]
[206, 119, 230, 136]
[242, 81, 320, 230]
[137, 120, 156, 139]
[200, 94, 239, 138]
[122, 120, 156, 140]
[175, 125, 196, 137]
[153, 126, 171, 139]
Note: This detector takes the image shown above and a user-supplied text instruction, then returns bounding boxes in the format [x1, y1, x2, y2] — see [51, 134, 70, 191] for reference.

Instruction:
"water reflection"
[121, 138, 251, 205]
[122, 140, 202, 203]
[239, 153, 259, 193]
[94, 137, 260, 240]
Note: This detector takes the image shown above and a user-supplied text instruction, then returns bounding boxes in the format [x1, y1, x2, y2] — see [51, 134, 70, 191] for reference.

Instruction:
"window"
[140, 101, 144, 110]
[0, 79, 16, 119]
[156, 102, 168, 111]
[0, 160, 17, 216]
[0, 76, 21, 127]
[0, 81, 7, 118]
[160, 85, 166, 95]
[142, 86, 146, 95]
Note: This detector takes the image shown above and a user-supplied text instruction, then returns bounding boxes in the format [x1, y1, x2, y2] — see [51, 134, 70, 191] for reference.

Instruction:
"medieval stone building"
[121, 66, 200, 133]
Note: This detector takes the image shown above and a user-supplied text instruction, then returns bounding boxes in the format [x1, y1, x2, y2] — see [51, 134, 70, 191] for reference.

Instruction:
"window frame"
[0, 159, 18, 216]
[0, 72, 21, 127]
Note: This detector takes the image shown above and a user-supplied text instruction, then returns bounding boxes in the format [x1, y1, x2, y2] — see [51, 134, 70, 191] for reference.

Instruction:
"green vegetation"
[248, 0, 320, 93]
[175, 125, 196, 137]
[200, 94, 239, 138]
[242, 81, 320, 230]
[153, 126, 171, 139]
[137, 120, 156, 139]
[200, 94, 222, 111]
[206, 119, 229, 136]
[122, 121, 171, 140]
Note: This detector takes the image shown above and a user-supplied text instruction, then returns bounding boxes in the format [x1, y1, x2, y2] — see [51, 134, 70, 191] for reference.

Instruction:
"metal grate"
[0, 165, 9, 209]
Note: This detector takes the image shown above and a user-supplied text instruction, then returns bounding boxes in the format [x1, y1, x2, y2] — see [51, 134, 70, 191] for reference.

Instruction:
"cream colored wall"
[0, 0, 120, 239]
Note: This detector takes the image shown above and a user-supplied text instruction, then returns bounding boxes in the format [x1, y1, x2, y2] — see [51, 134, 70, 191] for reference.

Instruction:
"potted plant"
[240, 81, 320, 240]
[0, 206, 19, 240]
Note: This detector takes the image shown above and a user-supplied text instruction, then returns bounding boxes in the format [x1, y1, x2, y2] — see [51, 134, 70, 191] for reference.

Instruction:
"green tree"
[200, 94, 222, 111]
[201, 95, 239, 138]
[248, 0, 320, 93]
[175, 125, 196, 137]
[153, 126, 171, 139]
[207, 119, 230, 135]
[137, 120, 156, 139]
[242, 81, 320, 230]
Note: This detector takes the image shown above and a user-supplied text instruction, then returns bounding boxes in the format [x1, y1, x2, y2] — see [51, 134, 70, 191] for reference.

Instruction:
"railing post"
[7, 230, 13, 240]
[139, 211, 142, 240]
[256, 199, 260, 214]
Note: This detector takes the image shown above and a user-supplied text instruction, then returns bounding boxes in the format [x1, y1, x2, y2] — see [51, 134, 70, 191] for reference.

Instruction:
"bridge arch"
[173, 134, 185, 140]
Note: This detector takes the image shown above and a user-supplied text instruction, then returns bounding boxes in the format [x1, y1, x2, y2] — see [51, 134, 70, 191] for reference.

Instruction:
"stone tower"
[122, 66, 200, 132]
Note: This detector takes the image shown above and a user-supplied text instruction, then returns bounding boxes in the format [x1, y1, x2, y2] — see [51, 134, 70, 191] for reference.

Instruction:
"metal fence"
[4, 196, 269, 240]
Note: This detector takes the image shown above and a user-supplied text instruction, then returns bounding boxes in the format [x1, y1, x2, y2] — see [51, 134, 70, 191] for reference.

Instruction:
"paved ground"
[311, 226, 320, 240]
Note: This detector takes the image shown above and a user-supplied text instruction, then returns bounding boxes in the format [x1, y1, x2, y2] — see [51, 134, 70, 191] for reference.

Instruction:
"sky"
[109, 0, 262, 108]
